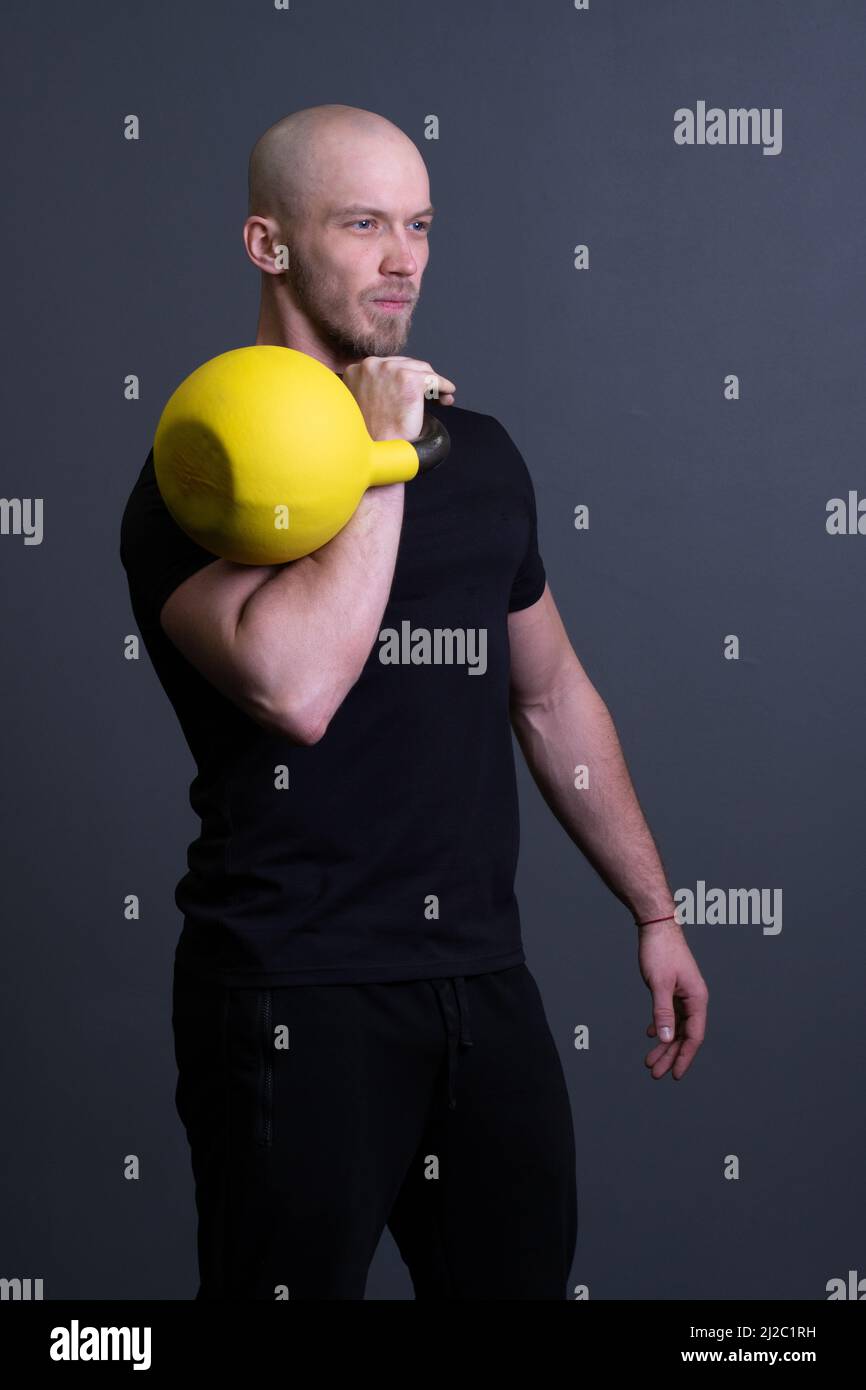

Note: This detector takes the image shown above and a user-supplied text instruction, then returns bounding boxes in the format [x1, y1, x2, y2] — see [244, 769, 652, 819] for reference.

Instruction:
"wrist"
[630, 898, 679, 927]
[634, 912, 680, 929]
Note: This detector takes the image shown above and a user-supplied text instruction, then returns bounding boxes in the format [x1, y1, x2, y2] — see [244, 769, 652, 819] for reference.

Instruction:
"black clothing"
[120, 399, 546, 985]
[172, 959, 578, 1299]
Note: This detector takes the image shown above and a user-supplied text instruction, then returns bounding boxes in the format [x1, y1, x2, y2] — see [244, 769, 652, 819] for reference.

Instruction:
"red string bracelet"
[635, 912, 678, 926]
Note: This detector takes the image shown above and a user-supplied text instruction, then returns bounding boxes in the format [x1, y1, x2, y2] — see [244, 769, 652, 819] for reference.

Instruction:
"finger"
[648, 1041, 682, 1078]
[645, 995, 685, 1068]
[651, 989, 677, 1045]
[375, 361, 456, 399]
[670, 1038, 702, 1078]
[411, 366, 453, 386]
[644, 1039, 677, 1071]
[649, 997, 705, 1078]
[421, 375, 456, 399]
[668, 1000, 707, 1079]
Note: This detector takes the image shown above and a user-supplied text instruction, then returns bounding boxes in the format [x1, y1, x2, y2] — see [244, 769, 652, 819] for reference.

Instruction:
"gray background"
[1, 0, 863, 1299]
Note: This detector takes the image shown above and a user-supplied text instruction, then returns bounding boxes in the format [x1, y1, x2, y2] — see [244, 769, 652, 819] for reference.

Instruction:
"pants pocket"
[256, 988, 274, 1148]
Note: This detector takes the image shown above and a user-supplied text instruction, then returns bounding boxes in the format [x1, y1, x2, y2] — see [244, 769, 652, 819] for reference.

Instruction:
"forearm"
[510, 667, 676, 922]
[234, 483, 405, 739]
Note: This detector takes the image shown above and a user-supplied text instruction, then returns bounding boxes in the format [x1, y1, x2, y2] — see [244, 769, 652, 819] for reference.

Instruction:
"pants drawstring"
[431, 976, 474, 1110]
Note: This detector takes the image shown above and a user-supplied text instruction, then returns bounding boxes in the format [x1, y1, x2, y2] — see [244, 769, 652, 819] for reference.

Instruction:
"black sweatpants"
[171, 960, 578, 1300]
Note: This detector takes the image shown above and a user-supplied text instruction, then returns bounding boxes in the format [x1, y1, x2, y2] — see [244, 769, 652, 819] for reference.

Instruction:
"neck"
[254, 291, 354, 374]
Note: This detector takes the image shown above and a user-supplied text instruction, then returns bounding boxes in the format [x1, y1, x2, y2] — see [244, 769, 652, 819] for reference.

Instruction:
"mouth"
[370, 298, 412, 313]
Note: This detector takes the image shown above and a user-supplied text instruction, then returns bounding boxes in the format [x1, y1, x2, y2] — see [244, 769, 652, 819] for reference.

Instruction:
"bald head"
[246, 105, 432, 366]
[248, 104, 424, 229]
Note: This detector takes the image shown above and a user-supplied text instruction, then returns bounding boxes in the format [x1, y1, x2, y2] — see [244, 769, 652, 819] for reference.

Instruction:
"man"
[120, 103, 708, 1301]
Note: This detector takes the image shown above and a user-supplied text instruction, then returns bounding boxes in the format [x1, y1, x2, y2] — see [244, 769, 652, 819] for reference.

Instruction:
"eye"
[352, 219, 374, 230]
[411, 221, 431, 233]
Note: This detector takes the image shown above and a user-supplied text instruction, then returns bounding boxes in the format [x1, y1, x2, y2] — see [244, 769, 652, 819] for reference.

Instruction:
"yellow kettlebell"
[153, 345, 450, 565]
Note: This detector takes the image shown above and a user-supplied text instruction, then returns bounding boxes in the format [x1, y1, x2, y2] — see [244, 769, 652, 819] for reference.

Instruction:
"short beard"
[283, 238, 412, 361]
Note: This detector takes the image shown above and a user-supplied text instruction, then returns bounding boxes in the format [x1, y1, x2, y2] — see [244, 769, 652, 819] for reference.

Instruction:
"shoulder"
[120, 449, 210, 566]
[423, 400, 531, 477]
[119, 448, 217, 631]
[424, 398, 507, 437]
[119, 450, 161, 558]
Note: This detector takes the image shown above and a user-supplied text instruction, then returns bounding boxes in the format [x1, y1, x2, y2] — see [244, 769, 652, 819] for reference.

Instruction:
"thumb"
[652, 992, 676, 1044]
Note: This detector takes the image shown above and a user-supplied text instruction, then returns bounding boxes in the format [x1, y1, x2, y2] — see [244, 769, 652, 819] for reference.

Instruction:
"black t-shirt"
[119, 398, 546, 986]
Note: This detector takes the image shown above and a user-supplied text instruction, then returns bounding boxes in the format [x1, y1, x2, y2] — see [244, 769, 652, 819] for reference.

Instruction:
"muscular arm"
[161, 483, 404, 744]
[158, 355, 455, 746]
[508, 584, 676, 923]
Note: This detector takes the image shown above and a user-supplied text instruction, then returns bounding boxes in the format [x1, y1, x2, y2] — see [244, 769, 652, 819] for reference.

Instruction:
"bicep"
[507, 582, 591, 709]
[160, 558, 284, 722]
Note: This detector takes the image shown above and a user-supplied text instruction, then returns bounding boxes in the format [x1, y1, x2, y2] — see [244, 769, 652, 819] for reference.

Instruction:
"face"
[282, 134, 432, 362]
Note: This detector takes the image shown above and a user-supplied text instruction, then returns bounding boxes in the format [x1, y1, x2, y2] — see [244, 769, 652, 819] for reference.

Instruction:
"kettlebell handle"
[335, 371, 450, 475]
[412, 412, 451, 473]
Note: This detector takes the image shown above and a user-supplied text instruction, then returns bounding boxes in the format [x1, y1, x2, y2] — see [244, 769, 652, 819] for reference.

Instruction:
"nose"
[379, 230, 421, 277]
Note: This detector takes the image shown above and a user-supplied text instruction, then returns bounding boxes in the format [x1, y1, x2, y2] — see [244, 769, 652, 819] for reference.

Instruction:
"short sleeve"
[120, 451, 218, 634]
